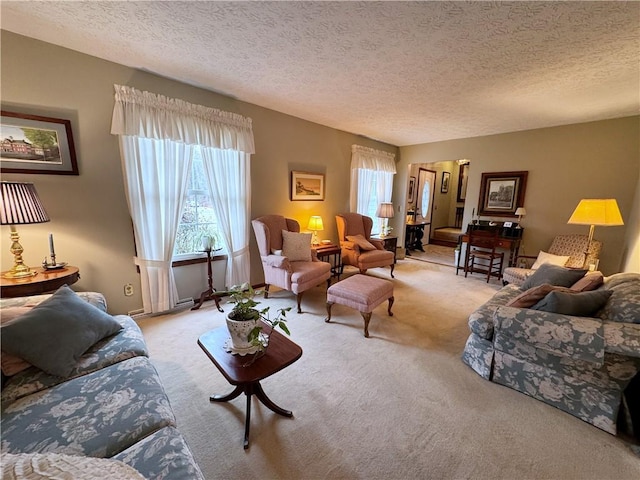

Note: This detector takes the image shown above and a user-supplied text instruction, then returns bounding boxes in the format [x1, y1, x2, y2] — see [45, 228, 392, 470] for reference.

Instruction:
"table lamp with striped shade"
[1, 182, 50, 279]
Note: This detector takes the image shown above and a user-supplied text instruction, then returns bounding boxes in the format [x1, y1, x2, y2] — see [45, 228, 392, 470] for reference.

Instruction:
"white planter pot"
[225, 316, 260, 354]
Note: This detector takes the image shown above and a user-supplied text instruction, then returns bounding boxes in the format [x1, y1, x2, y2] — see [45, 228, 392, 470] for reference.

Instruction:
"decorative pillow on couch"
[1, 285, 123, 377]
[531, 289, 613, 317]
[346, 234, 377, 251]
[520, 263, 588, 290]
[0, 307, 34, 376]
[570, 271, 604, 292]
[281, 230, 312, 262]
[505, 284, 573, 309]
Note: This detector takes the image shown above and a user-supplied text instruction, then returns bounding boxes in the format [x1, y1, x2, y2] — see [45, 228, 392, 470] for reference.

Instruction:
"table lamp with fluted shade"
[307, 215, 324, 246]
[567, 198, 624, 268]
[376, 202, 394, 237]
[1, 182, 50, 279]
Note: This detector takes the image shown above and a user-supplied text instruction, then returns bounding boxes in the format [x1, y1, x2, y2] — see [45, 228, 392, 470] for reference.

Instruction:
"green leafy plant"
[225, 283, 291, 348]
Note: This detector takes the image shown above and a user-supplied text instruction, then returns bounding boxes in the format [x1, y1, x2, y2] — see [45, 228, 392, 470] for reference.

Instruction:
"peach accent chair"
[335, 213, 395, 278]
[252, 215, 331, 313]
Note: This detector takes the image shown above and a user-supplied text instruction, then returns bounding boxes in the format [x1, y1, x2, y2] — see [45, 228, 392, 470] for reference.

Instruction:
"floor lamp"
[567, 198, 623, 269]
[1, 182, 50, 278]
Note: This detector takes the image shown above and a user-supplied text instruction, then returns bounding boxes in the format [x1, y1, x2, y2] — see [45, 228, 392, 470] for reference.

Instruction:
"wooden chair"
[464, 230, 504, 283]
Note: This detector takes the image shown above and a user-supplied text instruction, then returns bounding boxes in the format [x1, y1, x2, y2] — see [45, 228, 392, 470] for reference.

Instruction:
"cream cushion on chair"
[281, 230, 312, 261]
[531, 251, 570, 269]
[503, 234, 602, 287]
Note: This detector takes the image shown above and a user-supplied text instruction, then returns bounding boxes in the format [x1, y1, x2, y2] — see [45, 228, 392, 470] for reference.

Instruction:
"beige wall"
[2, 31, 638, 314]
[1, 31, 397, 313]
[396, 117, 640, 275]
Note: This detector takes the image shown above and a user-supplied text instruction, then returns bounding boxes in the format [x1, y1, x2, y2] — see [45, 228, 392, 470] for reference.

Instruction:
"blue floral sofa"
[0, 288, 204, 479]
[462, 271, 640, 436]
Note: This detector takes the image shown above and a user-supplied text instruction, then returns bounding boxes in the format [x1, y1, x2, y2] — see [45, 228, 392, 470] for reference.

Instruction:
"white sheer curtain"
[349, 145, 397, 214]
[111, 84, 255, 313]
[118, 137, 193, 313]
[201, 147, 251, 287]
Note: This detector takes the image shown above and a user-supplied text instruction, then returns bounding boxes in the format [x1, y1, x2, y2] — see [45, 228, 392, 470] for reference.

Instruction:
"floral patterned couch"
[462, 272, 640, 436]
[0, 291, 204, 479]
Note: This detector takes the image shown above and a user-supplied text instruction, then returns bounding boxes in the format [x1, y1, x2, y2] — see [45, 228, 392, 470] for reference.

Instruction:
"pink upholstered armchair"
[335, 213, 395, 278]
[251, 215, 331, 313]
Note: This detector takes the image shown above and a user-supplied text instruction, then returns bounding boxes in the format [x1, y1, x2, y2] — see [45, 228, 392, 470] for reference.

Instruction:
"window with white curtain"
[174, 147, 222, 257]
[350, 145, 397, 224]
[111, 84, 255, 314]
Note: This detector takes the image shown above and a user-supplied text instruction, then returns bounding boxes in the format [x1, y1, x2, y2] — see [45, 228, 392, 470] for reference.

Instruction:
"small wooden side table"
[0, 266, 80, 298]
[312, 244, 343, 284]
[370, 235, 398, 263]
[198, 325, 302, 449]
[192, 248, 224, 312]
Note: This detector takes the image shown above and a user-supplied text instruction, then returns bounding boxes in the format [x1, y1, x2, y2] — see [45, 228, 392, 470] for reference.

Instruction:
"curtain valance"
[350, 145, 396, 173]
[111, 84, 255, 154]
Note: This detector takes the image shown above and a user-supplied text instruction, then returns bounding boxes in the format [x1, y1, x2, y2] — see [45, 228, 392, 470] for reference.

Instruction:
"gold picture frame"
[291, 171, 325, 201]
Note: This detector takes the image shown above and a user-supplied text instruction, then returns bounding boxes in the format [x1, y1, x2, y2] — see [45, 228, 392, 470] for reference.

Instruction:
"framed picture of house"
[291, 171, 325, 201]
[478, 171, 528, 217]
[441, 172, 450, 193]
[1, 111, 78, 175]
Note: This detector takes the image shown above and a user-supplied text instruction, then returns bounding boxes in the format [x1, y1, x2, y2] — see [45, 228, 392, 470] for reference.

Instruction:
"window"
[173, 147, 221, 258]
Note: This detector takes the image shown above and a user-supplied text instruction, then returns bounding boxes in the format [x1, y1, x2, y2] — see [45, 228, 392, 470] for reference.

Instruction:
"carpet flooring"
[138, 261, 640, 479]
[406, 244, 458, 268]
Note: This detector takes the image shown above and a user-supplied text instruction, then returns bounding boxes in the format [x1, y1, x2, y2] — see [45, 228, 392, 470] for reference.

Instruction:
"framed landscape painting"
[478, 171, 528, 216]
[291, 171, 325, 201]
[0, 111, 78, 175]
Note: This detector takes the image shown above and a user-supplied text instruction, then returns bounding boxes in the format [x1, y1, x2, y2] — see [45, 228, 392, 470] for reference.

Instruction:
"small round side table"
[0, 266, 80, 298]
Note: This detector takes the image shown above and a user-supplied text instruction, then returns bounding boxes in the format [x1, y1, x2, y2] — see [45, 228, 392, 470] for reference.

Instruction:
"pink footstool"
[325, 274, 394, 338]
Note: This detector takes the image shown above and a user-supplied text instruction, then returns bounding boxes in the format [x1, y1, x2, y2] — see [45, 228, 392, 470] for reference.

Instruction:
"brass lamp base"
[2, 266, 38, 279]
[3, 227, 38, 279]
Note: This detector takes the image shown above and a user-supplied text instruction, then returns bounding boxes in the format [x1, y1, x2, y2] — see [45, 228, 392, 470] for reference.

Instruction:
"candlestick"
[49, 233, 55, 258]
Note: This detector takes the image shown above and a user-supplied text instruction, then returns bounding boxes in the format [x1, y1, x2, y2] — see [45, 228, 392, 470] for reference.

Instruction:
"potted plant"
[224, 283, 291, 355]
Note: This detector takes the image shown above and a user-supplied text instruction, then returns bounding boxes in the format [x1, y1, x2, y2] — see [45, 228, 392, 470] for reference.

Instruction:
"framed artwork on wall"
[478, 171, 528, 217]
[0, 111, 78, 175]
[457, 162, 469, 202]
[441, 172, 450, 193]
[291, 171, 325, 201]
[407, 176, 416, 203]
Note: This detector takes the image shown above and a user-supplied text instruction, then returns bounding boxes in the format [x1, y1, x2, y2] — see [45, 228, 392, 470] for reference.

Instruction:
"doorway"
[416, 168, 436, 243]
[404, 159, 470, 263]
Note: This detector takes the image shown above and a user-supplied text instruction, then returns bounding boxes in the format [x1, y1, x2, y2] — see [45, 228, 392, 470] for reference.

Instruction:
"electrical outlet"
[124, 283, 134, 296]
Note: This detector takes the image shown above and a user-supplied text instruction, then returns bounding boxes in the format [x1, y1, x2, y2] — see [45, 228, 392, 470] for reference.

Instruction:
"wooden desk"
[455, 234, 522, 274]
[0, 266, 80, 298]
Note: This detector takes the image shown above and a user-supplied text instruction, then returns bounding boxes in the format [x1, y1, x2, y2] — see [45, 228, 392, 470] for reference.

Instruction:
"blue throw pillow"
[521, 263, 588, 290]
[1, 285, 122, 377]
[531, 289, 613, 317]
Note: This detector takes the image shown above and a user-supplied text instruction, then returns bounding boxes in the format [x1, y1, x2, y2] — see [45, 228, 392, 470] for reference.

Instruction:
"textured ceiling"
[1, 1, 639, 146]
